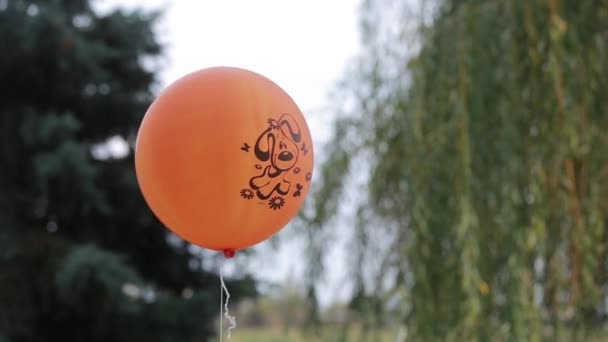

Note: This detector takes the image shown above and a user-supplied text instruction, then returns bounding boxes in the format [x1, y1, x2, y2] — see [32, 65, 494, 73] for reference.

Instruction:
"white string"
[219, 272, 223, 342]
[219, 261, 237, 340]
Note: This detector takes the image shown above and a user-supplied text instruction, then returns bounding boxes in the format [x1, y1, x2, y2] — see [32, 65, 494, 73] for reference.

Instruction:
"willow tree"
[307, 0, 608, 340]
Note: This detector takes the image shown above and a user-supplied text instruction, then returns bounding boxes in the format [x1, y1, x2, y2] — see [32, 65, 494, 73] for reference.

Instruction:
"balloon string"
[219, 261, 237, 340]
[219, 271, 223, 342]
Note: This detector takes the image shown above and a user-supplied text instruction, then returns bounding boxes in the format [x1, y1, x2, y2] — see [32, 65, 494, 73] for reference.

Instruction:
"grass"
[212, 325, 608, 342]
[212, 325, 396, 342]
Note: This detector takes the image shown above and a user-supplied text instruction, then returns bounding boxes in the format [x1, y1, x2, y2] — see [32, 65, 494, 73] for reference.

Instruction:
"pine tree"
[0, 1, 255, 341]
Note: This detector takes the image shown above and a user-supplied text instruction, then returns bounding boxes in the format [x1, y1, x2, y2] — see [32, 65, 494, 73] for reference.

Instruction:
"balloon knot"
[223, 249, 236, 259]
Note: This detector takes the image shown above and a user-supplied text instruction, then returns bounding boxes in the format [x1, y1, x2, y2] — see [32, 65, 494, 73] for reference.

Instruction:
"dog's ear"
[279, 114, 301, 143]
[254, 127, 275, 161]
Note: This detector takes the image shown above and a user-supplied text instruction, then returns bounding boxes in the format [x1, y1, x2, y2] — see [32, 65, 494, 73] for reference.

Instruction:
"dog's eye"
[278, 151, 293, 161]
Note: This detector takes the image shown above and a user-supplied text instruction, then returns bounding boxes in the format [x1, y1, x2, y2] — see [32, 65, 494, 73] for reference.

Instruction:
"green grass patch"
[213, 325, 396, 342]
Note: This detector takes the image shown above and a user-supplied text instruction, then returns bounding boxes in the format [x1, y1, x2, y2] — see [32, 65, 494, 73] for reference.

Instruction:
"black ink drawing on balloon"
[269, 196, 285, 210]
[293, 184, 303, 197]
[240, 189, 254, 199]
[239, 113, 309, 210]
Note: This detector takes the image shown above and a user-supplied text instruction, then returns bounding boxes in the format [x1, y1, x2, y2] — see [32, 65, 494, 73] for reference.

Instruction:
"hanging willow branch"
[306, 0, 608, 340]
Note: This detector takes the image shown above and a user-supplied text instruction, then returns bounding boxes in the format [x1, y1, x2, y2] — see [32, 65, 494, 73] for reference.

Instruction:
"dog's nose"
[278, 151, 293, 161]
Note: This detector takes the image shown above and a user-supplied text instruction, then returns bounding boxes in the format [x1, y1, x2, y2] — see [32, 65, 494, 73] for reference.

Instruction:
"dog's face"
[254, 114, 302, 172]
[273, 131, 299, 171]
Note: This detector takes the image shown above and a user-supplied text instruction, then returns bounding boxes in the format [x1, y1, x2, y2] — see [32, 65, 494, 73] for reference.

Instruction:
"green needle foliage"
[0, 1, 255, 341]
[307, 0, 608, 340]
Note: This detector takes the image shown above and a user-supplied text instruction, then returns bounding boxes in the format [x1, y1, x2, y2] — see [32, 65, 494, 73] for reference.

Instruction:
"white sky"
[98, 0, 361, 142]
[97, 0, 362, 306]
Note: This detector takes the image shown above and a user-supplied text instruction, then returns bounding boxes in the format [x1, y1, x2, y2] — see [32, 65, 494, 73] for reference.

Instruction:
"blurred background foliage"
[0, 1, 255, 341]
[303, 0, 608, 340]
[2, 0, 608, 341]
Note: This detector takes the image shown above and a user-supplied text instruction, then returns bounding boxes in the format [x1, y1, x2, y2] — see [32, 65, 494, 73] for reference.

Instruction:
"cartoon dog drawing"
[248, 113, 301, 201]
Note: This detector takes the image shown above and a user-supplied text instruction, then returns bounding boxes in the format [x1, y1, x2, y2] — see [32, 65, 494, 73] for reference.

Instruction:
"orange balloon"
[135, 67, 314, 254]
